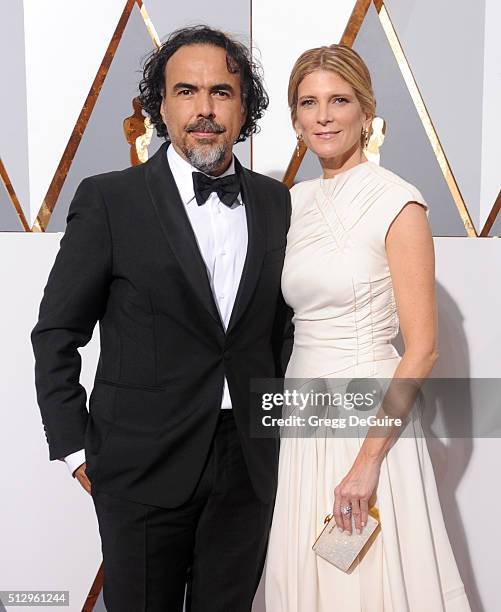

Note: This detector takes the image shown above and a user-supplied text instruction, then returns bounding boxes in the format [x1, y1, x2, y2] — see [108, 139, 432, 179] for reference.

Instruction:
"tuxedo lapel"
[144, 142, 224, 331]
[226, 159, 266, 335]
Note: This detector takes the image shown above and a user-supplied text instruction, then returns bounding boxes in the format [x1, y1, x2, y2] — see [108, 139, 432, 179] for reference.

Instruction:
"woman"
[265, 45, 470, 611]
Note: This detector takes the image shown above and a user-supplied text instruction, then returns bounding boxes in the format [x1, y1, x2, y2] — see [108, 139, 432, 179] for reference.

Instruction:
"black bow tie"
[192, 171, 241, 207]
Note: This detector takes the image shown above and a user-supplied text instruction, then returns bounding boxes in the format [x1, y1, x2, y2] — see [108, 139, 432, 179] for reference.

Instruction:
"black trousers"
[91, 410, 274, 611]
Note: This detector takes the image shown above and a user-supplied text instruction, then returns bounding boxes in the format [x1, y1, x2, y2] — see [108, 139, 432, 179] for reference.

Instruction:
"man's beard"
[182, 118, 230, 174]
[184, 141, 228, 174]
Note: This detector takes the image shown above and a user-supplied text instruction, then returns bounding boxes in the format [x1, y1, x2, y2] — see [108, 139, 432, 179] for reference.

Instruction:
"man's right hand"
[73, 462, 92, 494]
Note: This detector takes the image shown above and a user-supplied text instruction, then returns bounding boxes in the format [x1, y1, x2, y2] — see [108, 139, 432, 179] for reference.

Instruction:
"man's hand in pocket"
[73, 462, 92, 494]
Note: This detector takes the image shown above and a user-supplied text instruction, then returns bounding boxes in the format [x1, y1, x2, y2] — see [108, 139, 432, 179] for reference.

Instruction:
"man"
[31, 25, 292, 611]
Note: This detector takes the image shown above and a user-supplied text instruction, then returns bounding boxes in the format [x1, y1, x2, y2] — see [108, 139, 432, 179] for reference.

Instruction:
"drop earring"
[296, 133, 303, 157]
[362, 127, 370, 149]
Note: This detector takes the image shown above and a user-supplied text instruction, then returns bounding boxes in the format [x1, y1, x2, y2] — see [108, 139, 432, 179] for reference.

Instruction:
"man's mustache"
[186, 118, 226, 134]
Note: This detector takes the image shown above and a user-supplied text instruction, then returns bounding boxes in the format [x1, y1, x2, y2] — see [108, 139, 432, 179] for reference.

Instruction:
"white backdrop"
[2, 236, 499, 612]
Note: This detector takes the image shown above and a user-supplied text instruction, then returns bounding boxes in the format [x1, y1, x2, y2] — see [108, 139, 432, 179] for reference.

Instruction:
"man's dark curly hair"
[138, 25, 269, 143]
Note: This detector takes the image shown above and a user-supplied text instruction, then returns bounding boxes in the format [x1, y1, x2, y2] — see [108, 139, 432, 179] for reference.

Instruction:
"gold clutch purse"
[312, 506, 381, 572]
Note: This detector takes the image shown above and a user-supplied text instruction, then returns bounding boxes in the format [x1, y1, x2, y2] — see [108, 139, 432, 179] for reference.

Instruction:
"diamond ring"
[341, 505, 353, 516]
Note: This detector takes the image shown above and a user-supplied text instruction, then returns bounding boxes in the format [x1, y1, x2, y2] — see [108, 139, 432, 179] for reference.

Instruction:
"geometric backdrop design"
[0, 0, 499, 236]
[0, 0, 127, 230]
[280, 0, 501, 237]
[354, 2, 467, 235]
[260, 0, 500, 238]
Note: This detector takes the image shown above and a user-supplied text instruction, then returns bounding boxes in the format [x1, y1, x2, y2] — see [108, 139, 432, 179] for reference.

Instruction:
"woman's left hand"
[333, 454, 382, 535]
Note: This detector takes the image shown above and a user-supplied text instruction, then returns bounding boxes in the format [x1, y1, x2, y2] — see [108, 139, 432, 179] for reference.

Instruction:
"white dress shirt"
[62, 144, 248, 476]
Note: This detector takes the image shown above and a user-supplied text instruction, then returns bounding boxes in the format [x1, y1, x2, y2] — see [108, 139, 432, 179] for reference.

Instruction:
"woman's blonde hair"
[288, 44, 376, 144]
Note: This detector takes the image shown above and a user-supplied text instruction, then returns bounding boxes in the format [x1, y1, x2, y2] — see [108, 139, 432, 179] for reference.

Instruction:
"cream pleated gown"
[264, 161, 471, 611]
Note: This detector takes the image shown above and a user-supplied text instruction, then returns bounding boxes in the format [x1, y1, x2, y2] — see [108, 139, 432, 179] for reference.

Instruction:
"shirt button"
[219, 295, 225, 300]
[220, 251, 226, 256]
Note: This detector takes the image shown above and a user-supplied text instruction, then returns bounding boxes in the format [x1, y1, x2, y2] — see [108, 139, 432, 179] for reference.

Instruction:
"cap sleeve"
[378, 184, 429, 243]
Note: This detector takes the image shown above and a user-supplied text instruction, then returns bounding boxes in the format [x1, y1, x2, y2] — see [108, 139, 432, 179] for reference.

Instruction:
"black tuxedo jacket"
[31, 142, 293, 508]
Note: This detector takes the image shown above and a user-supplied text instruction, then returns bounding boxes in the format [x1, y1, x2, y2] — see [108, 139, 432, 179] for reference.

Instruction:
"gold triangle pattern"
[0, 157, 30, 231]
[29, 0, 162, 232]
[282, 0, 484, 237]
[137, 0, 161, 48]
[1, 0, 499, 234]
[30, 0, 138, 232]
[480, 190, 501, 237]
